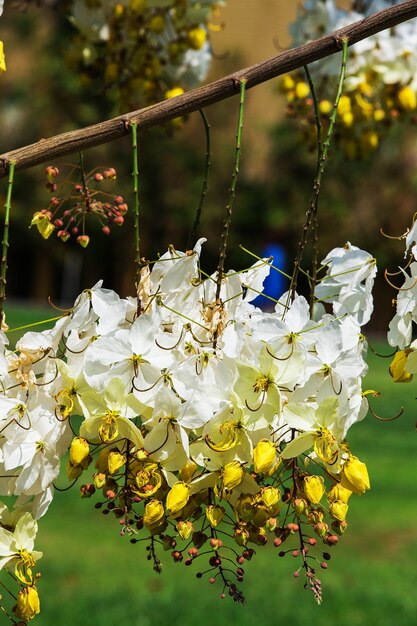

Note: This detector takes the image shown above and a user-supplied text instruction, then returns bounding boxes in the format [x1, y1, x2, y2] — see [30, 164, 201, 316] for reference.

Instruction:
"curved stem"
[187, 109, 211, 249]
[0, 161, 15, 326]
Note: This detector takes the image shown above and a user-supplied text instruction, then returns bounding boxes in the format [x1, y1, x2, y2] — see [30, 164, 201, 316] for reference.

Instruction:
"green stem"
[131, 122, 141, 311]
[287, 38, 349, 315]
[215, 79, 247, 303]
[0, 161, 15, 326]
[304, 64, 322, 315]
[187, 109, 211, 250]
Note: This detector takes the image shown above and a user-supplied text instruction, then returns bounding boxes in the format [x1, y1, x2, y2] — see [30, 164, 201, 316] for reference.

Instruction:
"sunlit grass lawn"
[5, 304, 417, 626]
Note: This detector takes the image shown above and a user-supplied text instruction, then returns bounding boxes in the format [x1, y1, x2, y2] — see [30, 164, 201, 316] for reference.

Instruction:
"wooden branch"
[0, 0, 417, 179]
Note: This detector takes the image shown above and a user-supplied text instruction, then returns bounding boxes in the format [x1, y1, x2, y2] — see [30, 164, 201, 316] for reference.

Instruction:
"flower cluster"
[282, 0, 417, 157]
[387, 215, 417, 382]
[67, 0, 224, 110]
[30, 164, 127, 247]
[0, 237, 374, 618]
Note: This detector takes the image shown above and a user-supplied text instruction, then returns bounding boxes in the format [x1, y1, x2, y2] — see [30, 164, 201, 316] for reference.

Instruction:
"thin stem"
[287, 37, 349, 314]
[131, 122, 142, 312]
[304, 64, 322, 316]
[0, 161, 15, 326]
[187, 109, 211, 250]
[215, 79, 247, 304]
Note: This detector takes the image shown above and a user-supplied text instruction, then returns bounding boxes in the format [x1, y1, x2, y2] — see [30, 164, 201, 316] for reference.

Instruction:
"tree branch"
[0, 0, 417, 178]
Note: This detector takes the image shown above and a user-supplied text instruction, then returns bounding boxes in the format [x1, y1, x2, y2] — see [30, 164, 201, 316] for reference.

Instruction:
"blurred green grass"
[5, 305, 417, 626]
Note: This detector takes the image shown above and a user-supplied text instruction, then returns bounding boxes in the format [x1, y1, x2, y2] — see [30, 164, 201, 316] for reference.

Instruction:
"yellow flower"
[319, 99, 333, 115]
[303, 475, 325, 504]
[180, 461, 197, 483]
[14, 585, 40, 622]
[187, 27, 207, 50]
[30, 212, 55, 239]
[253, 439, 278, 475]
[0, 41, 6, 74]
[165, 86, 184, 100]
[337, 95, 351, 116]
[398, 85, 417, 111]
[278, 74, 295, 93]
[341, 455, 370, 495]
[260, 486, 280, 511]
[166, 482, 190, 516]
[389, 350, 413, 383]
[69, 437, 90, 466]
[295, 81, 310, 99]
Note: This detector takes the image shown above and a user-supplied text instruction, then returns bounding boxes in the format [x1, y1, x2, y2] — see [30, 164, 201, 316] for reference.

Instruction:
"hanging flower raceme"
[0, 236, 375, 618]
[66, 0, 224, 110]
[282, 0, 417, 158]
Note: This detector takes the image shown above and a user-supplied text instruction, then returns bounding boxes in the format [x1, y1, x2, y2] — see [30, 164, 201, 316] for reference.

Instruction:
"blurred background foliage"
[1, 0, 417, 331]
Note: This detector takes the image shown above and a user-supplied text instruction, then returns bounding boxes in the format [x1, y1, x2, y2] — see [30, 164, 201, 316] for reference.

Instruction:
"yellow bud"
[389, 349, 413, 383]
[278, 74, 295, 93]
[360, 130, 378, 151]
[254, 439, 278, 475]
[331, 519, 348, 535]
[114, 3, 125, 18]
[108, 451, 126, 475]
[176, 520, 193, 540]
[165, 86, 184, 100]
[327, 483, 352, 504]
[187, 27, 207, 50]
[30, 212, 55, 239]
[341, 456, 370, 495]
[303, 475, 325, 504]
[342, 111, 354, 127]
[329, 500, 348, 522]
[93, 472, 107, 489]
[166, 482, 190, 516]
[149, 15, 165, 33]
[319, 99, 333, 115]
[180, 461, 197, 483]
[374, 108, 385, 121]
[14, 585, 40, 621]
[260, 486, 280, 511]
[314, 521, 328, 538]
[398, 85, 417, 111]
[69, 437, 90, 466]
[0, 41, 6, 74]
[143, 499, 165, 532]
[222, 461, 245, 491]
[292, 497, 308, 517]
[206, 505, 225, 528]
[265, 517, 277, 532]
[295, 81, 310, 99]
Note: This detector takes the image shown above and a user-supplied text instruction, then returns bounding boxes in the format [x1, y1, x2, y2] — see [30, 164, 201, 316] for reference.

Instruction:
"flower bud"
[14, 586, 40, 622]
[222, 461, 245, 491]
[327, 483, 352, 504]
[180, 461, 197, 483]
[70, 437, 90, 466]
[166, 482, 190, 516]
[206, 505, 225, 528]
[303, 475, 325, 504]
[292, 497, 308, 517]
[341, 456, 370, 495]
[187, 27, 207, 50]
[93, 472, 107, 489]
[143, 500, 165, 533]
[329, 500, 348, 522]
[107, 451, 126, 475]
[77, 235, 90, 248]
[331, 519, 348, 535]
[177, 520, 193, 540]
[254, 439, 278, 475]
[314, 522, 329, 538]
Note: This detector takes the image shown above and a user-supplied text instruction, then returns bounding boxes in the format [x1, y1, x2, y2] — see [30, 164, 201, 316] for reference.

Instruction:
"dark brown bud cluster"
[33, 164, 128, 248]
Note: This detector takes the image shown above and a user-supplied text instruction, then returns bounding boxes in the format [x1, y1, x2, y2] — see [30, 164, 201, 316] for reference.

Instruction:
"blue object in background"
[251, 243, 287, 308]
